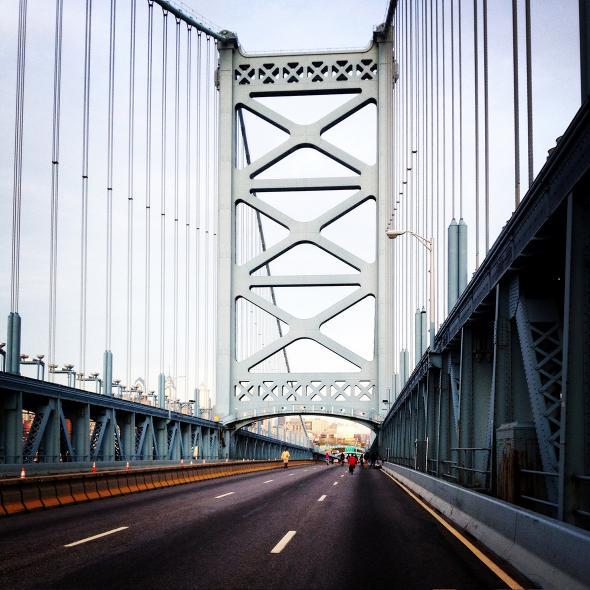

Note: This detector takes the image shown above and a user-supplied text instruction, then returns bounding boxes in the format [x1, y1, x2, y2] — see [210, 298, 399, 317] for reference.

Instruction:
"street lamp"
[386, 229, 437, 343]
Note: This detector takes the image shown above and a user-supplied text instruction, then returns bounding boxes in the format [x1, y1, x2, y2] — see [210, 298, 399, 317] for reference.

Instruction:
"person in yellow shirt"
[281, 449, 290, 468]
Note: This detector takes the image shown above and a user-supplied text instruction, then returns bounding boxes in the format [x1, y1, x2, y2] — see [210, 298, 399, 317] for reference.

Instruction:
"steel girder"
[0, 373, 312, 467]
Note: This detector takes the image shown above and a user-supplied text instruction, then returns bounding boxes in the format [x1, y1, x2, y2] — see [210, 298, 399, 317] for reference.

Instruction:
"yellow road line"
[381, 470, 524, 590]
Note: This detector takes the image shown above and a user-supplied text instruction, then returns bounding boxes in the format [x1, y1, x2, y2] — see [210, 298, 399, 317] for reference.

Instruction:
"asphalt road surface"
[0, 463, 529, 589]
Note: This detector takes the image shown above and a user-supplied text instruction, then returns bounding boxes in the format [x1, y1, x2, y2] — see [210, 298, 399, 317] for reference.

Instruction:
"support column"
[72, 404, 90, 462]
[0, 390, 23, 464]
[103, 351, 113, 396]
[448, 219, 459, 311]
[120, 412, 135, 461]
[6, 312, 22, 374]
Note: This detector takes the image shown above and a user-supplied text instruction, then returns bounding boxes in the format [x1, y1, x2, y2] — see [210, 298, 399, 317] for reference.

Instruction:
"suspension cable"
[441, 0, 447, 314]
[525, 0, 534, 186]
[173, 16, 180, 398]
[459, 0, 464, 218]
[473, 0, 480, 268]
[79, 0, 92, 380]
[160, 8, 168, 380]
[144, 0, 154, 395]
[194, 31, 202, 400]
[105, 0, 116, 352]
[184, 24, 192, 402]
[203, 35, 211, 391]
[237, 110, 291, 372]
[451, 0, 456, 220]
[512, 0, 521, 208]
[213, 38, 220, 392]
[126, 0, 137, 390]
[483, 0, 490, 254]
[10, 0, 27, 316]
[48, 0, 63, 377]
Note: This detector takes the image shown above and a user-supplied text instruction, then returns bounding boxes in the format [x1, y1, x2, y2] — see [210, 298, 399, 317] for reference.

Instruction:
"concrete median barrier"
[0, 460, 315, 518]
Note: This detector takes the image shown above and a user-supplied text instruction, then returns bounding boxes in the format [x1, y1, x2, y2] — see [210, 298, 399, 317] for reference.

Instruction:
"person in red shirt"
[347, 453, 357, 475]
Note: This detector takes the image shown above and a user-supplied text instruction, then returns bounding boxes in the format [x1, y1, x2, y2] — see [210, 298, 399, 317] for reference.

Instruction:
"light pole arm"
[405, 230, 432, 251]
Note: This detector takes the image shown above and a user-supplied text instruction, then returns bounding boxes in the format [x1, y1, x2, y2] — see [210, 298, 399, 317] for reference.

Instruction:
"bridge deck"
[0, 463, 528, 589]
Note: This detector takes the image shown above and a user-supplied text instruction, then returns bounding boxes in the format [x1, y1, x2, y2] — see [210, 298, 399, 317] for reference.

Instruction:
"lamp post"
[386, 229, 437, 344]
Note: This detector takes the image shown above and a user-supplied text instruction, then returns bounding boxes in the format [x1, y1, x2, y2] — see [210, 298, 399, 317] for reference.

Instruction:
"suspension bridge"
[1, 1, 589, 588]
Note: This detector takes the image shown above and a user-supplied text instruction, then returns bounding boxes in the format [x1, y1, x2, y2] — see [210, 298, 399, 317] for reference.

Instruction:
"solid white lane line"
[263, 479, 274, 484]
[64, 527, 128, 548]
[333, 481, 339, 486]
[318, 495, 326, 502]
[215, 492, 235, 499]
[270, 531, 297, 554]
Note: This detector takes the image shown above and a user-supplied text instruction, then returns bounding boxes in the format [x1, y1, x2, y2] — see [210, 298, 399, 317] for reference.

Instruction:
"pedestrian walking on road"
[325, 451, 330, 465]
[370, 450, 377, 468]
[339, 452, 345, 466]
[347, 453, 357, 475]
[281, 449, 290, 469]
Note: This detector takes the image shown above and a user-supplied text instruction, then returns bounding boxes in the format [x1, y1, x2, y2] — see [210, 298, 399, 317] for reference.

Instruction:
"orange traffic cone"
[20, 467, 26, 479]
[91, 461, 97, 473]
[125, 461, 130, 471]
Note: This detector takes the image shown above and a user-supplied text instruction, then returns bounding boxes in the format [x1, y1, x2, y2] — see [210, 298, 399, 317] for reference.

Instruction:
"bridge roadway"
[0, 464, 529, 589]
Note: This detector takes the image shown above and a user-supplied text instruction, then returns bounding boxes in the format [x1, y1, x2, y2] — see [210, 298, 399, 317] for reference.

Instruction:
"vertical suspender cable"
[185, 25, 192, 402]
[203, 36, 211, 392]
[160, 9, 168, 387]
[8, 0, 27, 376]
[483, 0, 490, 254]
[409, 0, 414, 358]
[48, 0, 63, 378]
[473, 0, 480, 268]
[126, 0, 137, 390]
[10, 0, 27, 317]
[236, 113, 291, 371]
[144, 1, 154, 395]
[421, 0, 430, 312]
[451, 0, 456, 220]
[213, 39, 220, 392]
[194, 32, 202, 401]
[435, 0, 440, 328]
[441, 0, 447, 314]
[512, 0, 521, 208]
[459, 0, 463, 219]
[173, 17, 180, 399]
[105, 0, 116, 353]
[79, 0, 92, 381]
[525, 0, 534, 186]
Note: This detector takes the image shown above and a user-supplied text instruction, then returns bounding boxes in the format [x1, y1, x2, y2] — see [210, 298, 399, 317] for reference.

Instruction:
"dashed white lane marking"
[333, 481, 339, 486]
[263, 479, 274, 484]
[270, 530, 297, 554]
[288, 473, 294, 476]
[340, 474, 345, 478]
[64, 527, 128, 548]
[215, 492, 235, 499]
[318, 495, 327, 502]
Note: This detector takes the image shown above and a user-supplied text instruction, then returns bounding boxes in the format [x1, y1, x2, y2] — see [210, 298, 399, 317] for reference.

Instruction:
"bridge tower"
[216, 26, 394, 428]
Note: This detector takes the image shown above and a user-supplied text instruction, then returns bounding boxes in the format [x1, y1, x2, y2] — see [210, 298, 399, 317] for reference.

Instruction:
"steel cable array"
[386, 0, 547, 394]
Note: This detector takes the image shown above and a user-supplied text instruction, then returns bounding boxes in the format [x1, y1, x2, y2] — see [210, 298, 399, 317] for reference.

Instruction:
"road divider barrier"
[0, 460, 314, 517]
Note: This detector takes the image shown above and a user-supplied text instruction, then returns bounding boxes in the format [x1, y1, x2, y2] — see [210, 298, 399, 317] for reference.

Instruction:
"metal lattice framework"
[216, 31, 393, 426]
